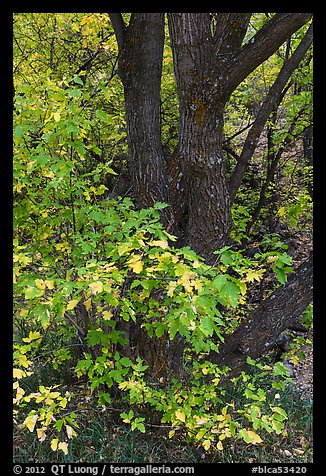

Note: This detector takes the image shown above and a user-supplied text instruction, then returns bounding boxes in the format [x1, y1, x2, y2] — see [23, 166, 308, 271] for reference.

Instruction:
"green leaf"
[200, 315, 214, 336]
[212, 275, 228, 290]
[244, 388, 259, 400]
[73, 75, 84, 85]
[271, 419, 283, 434]
[220, 280, 240, 308]
[119, 357, 133, 367]
[14, 125, 24, 138]
[68, 89, 82, 98]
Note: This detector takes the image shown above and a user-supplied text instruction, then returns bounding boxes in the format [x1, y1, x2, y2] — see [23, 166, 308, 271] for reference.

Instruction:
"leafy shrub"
[14, 75, 302, 458]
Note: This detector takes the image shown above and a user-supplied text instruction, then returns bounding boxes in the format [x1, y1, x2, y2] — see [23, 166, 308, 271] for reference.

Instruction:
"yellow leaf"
[244, 269, 265, 283]
[150, 240, 169, 249]
[54, 112, 61, 122]
[217, 440, 224, 451]
[267, 255, 278, 264]
[66, 425, 73, 439]
[278, 206, 286, 217]
[22, 331, 42, 343]
[133, 260, 143, 273]
[89, 281, 103, 295]
[24, 414, 39, 432]
[127, 255, 143, 274]
[102, 310, 113, 320]
[290, 355, 299, 365]
[195, 417, 208, 425]
[13, 368, 25, 380]
[18, 354, 31, 368]
[202, 439, 211, 451]
[168, 430, 175, 439]
[193, 280, 203, 292]
[44, 280, 54, 289]
[118, 242, 134, 256]
[14, 386, 25, 403]
[37, 427, 47, 442]
[167, 281, 177, 297]
[248, 430, 263, 444]
[293, 448, 305, 456]
[176, 267, 196, 293]
[51, 438, 59, 451]
[35, 279, 46, 289]
[58, 441, 69, 455]
[83, 298, 92, 311]
[66, 299, 79, 311]
[59, 397, 68, 408]
[175, 410, 186, 422]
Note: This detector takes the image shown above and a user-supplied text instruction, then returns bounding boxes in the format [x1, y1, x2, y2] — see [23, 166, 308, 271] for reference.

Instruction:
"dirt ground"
[293, 339, 313, 400]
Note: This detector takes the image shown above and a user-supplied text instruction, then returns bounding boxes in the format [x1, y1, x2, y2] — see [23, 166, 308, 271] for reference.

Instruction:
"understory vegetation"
[13, 13, 313, 463]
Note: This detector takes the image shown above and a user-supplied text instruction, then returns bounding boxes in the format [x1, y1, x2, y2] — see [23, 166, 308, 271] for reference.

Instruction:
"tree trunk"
[212, 252, 313, 376]
[168, 13, 232, 261]
[111, 13, 171, 226]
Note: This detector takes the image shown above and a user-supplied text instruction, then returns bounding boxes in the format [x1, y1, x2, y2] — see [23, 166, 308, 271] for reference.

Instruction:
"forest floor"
[292, 332, 313, 401]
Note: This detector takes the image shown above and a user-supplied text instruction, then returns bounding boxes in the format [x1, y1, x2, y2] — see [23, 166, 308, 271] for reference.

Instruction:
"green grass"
[13, 381, 312, 464]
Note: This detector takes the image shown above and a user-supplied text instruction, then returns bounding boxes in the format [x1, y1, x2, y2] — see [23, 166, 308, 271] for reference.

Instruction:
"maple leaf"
[244, 269, 265, 283]
[177, 270, 195, 293]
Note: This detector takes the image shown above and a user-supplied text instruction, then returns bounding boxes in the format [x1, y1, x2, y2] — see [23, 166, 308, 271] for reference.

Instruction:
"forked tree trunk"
[109, 13, 313, 374]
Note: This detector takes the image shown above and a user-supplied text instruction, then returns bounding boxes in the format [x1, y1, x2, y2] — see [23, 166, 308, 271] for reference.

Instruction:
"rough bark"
[213, 13, 252, 55]
[212, 252, 313, 376]
[168, 13, 232, 260]
[110, 13, 171, 225]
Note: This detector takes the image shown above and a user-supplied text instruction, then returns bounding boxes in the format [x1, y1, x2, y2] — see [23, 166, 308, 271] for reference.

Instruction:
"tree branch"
[213, 13, 251, 56]
[212, 252, 313, 376]
[229, 22, 313, 202]
[224, 13, 312, 95]
[108, 13, 126, 50]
